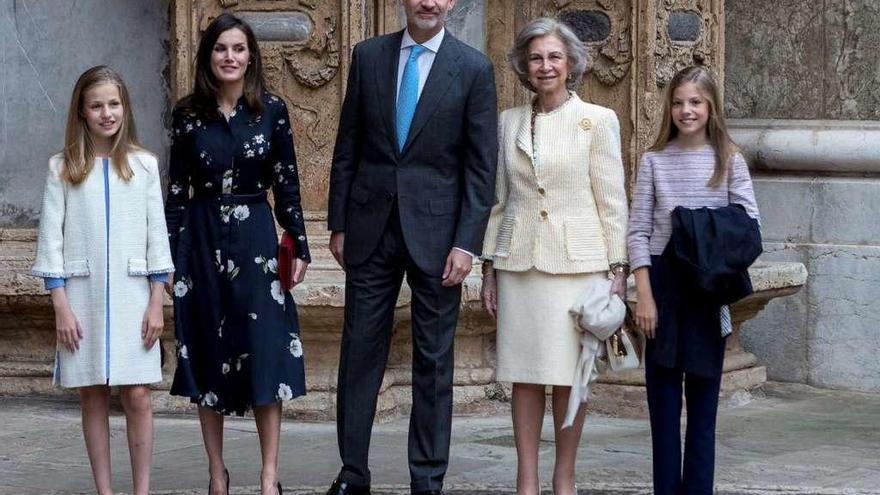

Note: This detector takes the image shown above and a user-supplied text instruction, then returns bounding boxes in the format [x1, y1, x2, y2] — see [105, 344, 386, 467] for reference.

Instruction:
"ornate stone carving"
[654, 0, 721, 88]
[283, 15, 340, 89]
[213, 9, 339, 91]
[549, 0, 633, 86]
[181, 0, 349, 210]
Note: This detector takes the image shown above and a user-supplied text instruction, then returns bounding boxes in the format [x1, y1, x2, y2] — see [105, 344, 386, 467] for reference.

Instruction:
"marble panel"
[823, 0, 880, 119]
[0, 0, 170, 227]
[724, 0, 824, 119]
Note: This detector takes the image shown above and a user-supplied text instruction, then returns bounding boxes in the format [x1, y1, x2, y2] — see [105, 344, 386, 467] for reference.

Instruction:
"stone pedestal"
[1, 227, 806, 419]
[588, 261, 808, 416]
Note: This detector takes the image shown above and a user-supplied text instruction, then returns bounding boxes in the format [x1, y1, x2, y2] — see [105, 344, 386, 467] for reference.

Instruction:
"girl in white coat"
[31, 66, 173, 495]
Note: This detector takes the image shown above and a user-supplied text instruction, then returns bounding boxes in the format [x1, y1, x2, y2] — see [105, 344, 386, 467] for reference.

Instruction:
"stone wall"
[725, 0, 880, 392]
[0, 0, 170, 227]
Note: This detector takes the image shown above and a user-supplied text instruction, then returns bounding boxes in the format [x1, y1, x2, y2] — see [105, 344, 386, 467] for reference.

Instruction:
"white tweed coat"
[482, 94, 629, 274]
[31, 152, 174, 388]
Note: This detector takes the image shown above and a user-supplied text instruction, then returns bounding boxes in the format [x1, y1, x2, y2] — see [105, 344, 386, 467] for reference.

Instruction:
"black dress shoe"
[326, 477, 371, 495]
[412, 491, 443, 495]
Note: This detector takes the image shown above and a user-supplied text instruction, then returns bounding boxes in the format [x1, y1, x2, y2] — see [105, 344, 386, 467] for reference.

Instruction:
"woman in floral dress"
[164, 13, 310, 495]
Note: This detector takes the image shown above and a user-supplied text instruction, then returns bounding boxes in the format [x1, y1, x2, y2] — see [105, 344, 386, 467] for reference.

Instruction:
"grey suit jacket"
[328, 29, 498, 275]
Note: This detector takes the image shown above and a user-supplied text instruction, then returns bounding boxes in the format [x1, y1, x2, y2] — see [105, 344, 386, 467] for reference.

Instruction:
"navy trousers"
[645, 343, 723, 495]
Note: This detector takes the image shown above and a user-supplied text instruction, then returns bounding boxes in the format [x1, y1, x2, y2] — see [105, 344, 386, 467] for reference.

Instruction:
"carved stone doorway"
[484, 0, 724, 183]
[170, 0, 375, 218]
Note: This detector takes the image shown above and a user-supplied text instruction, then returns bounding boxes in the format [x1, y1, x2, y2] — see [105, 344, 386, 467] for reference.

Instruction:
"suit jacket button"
[538, 187, 545, 195]
[540, 210, 548, 218]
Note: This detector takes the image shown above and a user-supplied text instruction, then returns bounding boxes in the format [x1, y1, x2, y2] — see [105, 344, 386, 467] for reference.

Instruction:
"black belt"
[193, 191, 267, 205]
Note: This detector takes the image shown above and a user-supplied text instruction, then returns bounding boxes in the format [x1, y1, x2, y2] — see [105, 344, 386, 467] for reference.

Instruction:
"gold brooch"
[579, 118, 592, 131]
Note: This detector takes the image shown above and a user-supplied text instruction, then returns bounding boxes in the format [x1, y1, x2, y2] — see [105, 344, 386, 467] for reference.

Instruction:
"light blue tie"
[396, 44, 426, 151]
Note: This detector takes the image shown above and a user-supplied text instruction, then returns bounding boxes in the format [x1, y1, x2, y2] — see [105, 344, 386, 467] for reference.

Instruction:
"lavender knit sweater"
[626, 144, 760, 270]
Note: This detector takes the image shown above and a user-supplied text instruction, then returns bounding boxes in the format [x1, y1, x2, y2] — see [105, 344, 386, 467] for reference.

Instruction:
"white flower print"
[278, 118, 286, 125]
[270, 280, 285, 305]
[228, 259, 240, 280]
[258, 147, 264, 155]
[232, 205, 250, 221]
[274, 162, 282, 173]
[215, 250, 224, 272]
[221, 363, 230, 375]
[245, 149, 255, 158]
[288, 334, 303, 358]
[235, 353, 249, 371]
[170, 183, 182, 195]
[173, 280, 189, 297]
[254, 134, 265, 144]
[185, 123, 193, 132]
[201, 391, 218, 407]
[178, 344, 189, 359]
[222, 170, 233, 193]
[276, 383, 293, 401]
[255, 255, 276, 274]
[220, 205, 232, 223]
[248, 313, 258, 320]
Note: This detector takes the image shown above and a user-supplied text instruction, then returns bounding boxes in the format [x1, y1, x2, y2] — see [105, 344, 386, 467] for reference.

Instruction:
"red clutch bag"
[278, 232, 296, 291]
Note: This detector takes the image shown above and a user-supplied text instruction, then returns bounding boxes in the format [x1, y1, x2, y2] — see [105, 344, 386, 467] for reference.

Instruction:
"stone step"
[0, 360, 53, 377]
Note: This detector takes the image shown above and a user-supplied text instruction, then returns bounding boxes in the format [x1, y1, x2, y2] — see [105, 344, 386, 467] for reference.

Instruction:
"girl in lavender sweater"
[626, 66, 760, 495]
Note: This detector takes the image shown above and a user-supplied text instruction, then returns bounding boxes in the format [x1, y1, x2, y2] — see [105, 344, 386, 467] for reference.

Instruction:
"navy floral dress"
[165, 92, 310, 415]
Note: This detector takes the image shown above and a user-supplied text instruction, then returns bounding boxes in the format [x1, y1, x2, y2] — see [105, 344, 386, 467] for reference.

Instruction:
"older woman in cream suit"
[481, 18, 629, 495]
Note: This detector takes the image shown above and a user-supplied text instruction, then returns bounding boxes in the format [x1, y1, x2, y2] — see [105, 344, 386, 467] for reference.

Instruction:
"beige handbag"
[602, 308, 643, 372]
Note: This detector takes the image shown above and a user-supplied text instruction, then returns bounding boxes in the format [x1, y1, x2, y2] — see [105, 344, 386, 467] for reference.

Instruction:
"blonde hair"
[649, 65, 738, 187]
[62, 66, 145, 185]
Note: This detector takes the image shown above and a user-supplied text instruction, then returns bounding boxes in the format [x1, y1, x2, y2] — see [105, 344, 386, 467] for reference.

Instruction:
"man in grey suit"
[325, 1, 498, 494]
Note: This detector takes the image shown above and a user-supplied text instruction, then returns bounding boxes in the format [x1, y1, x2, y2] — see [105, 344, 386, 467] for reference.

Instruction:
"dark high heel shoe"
[208, 468, 230, 494]
[277, 480, 283, 495]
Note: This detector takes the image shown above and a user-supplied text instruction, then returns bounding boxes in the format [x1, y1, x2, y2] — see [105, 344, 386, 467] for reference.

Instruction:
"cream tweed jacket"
[31, 152, 173, 387]
[482, 94, 628, 273]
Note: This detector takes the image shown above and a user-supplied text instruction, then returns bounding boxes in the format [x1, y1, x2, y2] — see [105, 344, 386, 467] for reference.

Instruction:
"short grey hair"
[508, 17, 589, 92]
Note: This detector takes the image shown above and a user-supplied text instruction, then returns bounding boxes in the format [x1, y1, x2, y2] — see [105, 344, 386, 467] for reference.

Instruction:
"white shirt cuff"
[452, 247, 475, 259]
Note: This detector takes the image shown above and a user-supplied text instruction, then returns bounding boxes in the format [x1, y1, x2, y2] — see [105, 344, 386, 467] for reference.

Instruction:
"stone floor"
[1, 382, 879, 495]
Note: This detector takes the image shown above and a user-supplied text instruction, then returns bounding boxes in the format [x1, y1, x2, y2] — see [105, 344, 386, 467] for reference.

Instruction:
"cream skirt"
[495, 268, 606, 386]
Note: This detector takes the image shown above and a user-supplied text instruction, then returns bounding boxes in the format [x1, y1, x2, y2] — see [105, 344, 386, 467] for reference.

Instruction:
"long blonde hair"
[62, 66, 144, 184]
[649, 65, 738, 187]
